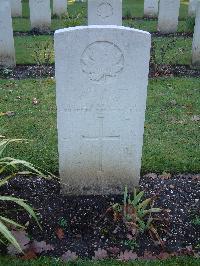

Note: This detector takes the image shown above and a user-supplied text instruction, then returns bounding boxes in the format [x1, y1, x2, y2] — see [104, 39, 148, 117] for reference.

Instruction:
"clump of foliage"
[192, 216, 200, 226]
[64, 12, 84, 27]
[0, 68, 13, 79]
[27, 41, 54, 76]
[185, 16, 195, 32]
[30, 41, 54, 67]
[0, 138, 53, 182]
[0, 137, 54, 252]
[111, 187, 163, 245]
[121, 239, 139, 250]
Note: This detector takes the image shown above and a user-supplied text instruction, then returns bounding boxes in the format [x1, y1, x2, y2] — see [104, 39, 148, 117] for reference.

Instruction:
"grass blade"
[0, 220, 22, 253]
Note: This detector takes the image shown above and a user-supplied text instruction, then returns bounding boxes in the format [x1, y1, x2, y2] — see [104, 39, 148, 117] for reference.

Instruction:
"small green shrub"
[121, 239, 139, 250]
[30, 41, 54, 66]
[64, 12, 84, 27]
[111, 187, 163, 245]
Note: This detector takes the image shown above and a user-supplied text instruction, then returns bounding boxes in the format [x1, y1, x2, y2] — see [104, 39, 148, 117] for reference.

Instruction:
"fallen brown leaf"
[142, 251, 156, 260]
[92, 248, 108, 260]
[55, 228, 64, 239]
[21, 250, 37, 260]
[118, 250, 138, 261]
[159, 173, 171, 179]
[61, 250, 78, 262]
[31, 240, 54, 253]
[7, 230, 30, 255]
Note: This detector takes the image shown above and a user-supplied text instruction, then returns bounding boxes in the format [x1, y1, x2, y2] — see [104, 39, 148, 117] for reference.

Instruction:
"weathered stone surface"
[192, 2, 200, 64]
[88, 0, 122, 26]
[158, 0, 180, 33]
[0, 0, 16, 67]
[188, 0, 199, 17]
[55, 25, 151, 195]
[10, 0, 22, 17]
[53, 0, 67, 16]
[144, 0, 159, 18]
[29, 0, 51, 31]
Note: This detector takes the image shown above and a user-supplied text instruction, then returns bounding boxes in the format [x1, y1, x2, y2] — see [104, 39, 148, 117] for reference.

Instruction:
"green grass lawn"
[153, 37, 192, 65]
[20, 0, 190, 19]
[13, 0, 191, 32]
[0, 256, 200, 266]
[12, 18, 192, 33]
[0, 77, 199, 174]
[13, 35, 192, 65]
[0, 257, 200, 266]
[12, 0, 194, 66]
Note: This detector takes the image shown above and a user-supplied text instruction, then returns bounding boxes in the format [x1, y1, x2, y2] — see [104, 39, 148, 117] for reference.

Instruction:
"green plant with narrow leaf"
[0, 137, 54, 253]
[112, 187, 163, 246]
[0, 138, 54, 185]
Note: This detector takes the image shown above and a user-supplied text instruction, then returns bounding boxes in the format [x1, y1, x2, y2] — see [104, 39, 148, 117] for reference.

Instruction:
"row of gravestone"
[9, 0, 84, 18]
[9, 0, 200, 33]
[10, 0, 200, 19]
[145, 0, 200, 18]
[1, 0, 200, 67]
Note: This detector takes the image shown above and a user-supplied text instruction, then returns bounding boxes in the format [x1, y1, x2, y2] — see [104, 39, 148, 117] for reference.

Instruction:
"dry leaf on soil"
[21, 250, 37, 260]
[31, 240, 54, 253]
[55, 228, 64, 239]
[7, 230, 30, 255]
[61, 250, 78, 262]
[117, 250, 138, 261]
[92, 248, 108, 260]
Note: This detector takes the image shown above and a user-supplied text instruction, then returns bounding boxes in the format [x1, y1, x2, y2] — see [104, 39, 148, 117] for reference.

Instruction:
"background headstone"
[192, 2, 200, 64]
[10, 0, 22, 17]
[54, 25, 151, 195]
[158, 0, 181, 33]
[88, 0, 122, 26]
[53, 0, 67, 16]
[188, 0, 199, 17]
[144, 0, 159, 18]
[0, 0, 16, 67]
[29, 0, 51, 31]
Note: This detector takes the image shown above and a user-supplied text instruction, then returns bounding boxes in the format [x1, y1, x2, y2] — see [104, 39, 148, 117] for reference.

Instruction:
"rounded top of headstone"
[54, 25, 151, 38]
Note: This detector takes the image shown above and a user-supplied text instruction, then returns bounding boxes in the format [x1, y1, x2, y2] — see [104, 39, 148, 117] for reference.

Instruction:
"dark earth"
[0, 64, 200, 80]
[0, 173, 199, 260]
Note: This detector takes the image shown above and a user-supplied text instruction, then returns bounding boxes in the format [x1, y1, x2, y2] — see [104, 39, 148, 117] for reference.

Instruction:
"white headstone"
[0, 0, 16, 67]
[53, 0, 67, 16]
[188, 0, 199, 17]
[144, 0, 159, 18]
[54, 25, 151, 195]
[192, 2, 200, 64]
[29, 0, 51, 31]
[10, 0, 22, 17]
[88, 0, 122, 26]
[158, 0, 180, 33]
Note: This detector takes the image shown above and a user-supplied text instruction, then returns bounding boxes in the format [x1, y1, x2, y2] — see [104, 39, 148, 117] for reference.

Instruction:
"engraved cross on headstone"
[82, 116, 120, 172]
